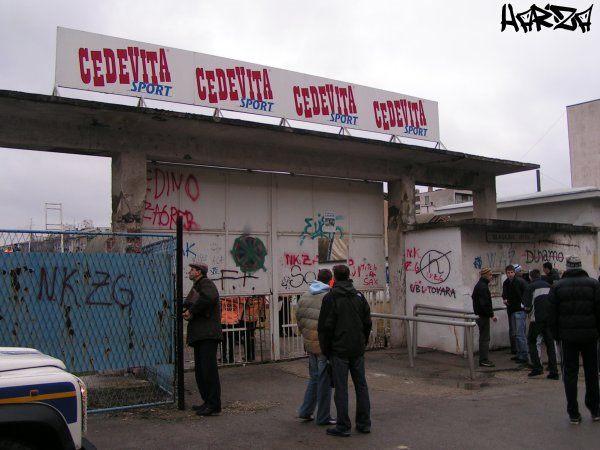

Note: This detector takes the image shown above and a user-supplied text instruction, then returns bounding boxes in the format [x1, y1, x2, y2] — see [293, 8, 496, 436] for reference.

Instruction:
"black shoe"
[592, 413, 600, 422]
[528, 369, 543, 377]
[479, 360, 495, 367]
[514, 358, 528, 364]
[298, 415, 314, 422]
[317, 417, 337, 425]
[356, 427, 371, 434]
[326, 428, 351, 437]
[191, 404, 207, 412]
[196, 407, 221, 416]
[547, 373, 559, 380]
[570, 415, 582, 425]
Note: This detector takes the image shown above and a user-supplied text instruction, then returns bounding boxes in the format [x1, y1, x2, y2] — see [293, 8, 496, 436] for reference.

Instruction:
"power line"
[520, 111, 566, 159]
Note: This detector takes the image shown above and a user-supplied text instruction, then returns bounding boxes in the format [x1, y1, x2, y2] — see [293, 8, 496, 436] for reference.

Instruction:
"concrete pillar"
[111, 151, 147, 251]
[387, 177, 416, 348]
[473, 177, 497, 219]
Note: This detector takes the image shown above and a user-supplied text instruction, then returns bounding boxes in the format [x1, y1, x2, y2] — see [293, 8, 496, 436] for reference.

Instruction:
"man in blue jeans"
[502, 264, 529, 364]
[318, 264, 372, 437]
[296, 269, 336, 425]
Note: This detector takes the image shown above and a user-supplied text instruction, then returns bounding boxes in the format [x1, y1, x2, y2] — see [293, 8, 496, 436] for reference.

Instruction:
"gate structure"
[0, 229, 176, 412]
[145, 164, 388, 365]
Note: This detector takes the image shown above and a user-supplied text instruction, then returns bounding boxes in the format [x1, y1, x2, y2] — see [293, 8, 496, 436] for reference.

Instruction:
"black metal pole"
[536, 169, 541, 192]
[176, 216, 184, 410]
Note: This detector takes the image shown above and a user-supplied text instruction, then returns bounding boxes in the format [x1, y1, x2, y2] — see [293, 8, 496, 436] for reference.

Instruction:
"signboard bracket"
[339, 127, 351, 136]
[137, 97, 147, 108]
[52, 85, 61, 97]
[435, 141, 447, 150]
[279, 118, 291, 128]
[213, 108, 224, 121]
[389, 135, 403, 144]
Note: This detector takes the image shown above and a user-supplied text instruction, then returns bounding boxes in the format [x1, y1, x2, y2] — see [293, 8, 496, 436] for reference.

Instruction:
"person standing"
[548, 255, 600, 424]
[502, 264, 529, 364]
[542, 262, 560, 285]
[296, 269, 336, 425]
[318, 264, 372, 437]
[183, 261, 223, 416]
[472, 268, 497, 367]
[523, 269, 559, 379]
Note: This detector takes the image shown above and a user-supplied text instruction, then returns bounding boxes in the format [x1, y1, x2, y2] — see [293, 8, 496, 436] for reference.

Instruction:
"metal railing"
[412, 304, 478, 358]
[371, 312, 477, 379]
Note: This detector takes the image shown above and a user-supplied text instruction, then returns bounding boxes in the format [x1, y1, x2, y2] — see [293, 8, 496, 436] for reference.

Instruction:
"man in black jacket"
[542, 262, 560, 285]
[472, 268, 497, 367]
[183, 261, 223, 416]
[502, 264, 529, 364]
[548, 255, 600, 424]
[523, 269, 558, 379]
[318, 264, 372, 437]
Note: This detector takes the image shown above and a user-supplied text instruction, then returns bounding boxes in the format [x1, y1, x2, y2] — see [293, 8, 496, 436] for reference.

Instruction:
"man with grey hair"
[548, 255, 600, 424]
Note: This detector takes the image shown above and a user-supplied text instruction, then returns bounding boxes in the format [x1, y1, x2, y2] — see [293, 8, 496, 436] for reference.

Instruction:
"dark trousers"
[527, 321, 558, 374]
[476, 317, 490, 362]
[193, 340, 221, 410]
[507, 310, 516, 353]
[330, 354, 371, 432]
[560, 340, 600, 418]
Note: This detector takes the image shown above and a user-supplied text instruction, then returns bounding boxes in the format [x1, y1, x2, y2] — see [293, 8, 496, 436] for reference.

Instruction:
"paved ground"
[87, 349, 600, 449]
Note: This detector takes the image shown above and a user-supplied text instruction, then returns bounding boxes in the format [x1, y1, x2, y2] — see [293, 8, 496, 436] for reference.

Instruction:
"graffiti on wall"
[405, 246, 456, 299]
[144, 167, 200, 231]
[348, 258, 379, 287]
[231, 235, 268, 273]
[280, 252, 318, 291]
[299, 213, 344, 245]
[405, 247, 451, 284]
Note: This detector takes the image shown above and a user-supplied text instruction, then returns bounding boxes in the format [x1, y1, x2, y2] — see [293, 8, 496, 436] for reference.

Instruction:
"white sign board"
[55, 27, 440, 142]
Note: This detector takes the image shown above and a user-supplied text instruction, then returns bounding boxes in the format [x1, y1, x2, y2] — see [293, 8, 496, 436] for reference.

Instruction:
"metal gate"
[0, 229, 176, 412]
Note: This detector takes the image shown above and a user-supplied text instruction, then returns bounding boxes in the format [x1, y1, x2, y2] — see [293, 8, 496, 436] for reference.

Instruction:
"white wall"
[143, 164, 385, 295]
[405, 227, 466, 354]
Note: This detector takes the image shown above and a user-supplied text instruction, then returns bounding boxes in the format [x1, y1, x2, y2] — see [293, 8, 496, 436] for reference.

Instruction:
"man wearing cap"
[183, 261, 223, 416]
[502, 264, 529, 364]
[472, 268, 497, 367]
[548, 255, 600, 424]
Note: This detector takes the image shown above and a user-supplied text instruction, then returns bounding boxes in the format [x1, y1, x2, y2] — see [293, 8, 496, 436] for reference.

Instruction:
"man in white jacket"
[296, 268, 336, 425]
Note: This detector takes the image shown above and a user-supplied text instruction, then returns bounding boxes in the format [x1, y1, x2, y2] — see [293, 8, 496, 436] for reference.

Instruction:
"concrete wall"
[405, 227, 466, 353]
[406, 223, 598, 355]
[568, 100, 600, 189]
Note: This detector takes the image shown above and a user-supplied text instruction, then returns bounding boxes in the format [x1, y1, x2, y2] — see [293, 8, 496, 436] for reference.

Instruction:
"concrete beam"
[111, 151, 147, 233]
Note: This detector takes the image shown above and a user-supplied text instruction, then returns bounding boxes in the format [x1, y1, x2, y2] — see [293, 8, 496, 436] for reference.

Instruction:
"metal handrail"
[412, 304, 507, 358]
[371, 312, 477, 379]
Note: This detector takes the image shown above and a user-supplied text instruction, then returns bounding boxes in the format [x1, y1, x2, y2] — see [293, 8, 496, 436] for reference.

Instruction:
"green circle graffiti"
[231, 236, 267, 273]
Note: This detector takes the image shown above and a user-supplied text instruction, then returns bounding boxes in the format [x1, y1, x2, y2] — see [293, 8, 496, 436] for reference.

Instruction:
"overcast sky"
[1, 0, 598, 230]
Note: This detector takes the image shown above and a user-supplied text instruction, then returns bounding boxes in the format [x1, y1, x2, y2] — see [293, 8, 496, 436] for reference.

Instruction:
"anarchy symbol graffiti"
[418, 250, 451, 285]
[231, 235, 268, 273]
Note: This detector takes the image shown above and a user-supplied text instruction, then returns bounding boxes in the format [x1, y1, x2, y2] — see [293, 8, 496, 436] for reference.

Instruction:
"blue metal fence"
[0, 229, 176, 411]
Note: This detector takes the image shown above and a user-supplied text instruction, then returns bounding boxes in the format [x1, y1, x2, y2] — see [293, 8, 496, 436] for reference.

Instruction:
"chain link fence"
[0, 229, 176, 412]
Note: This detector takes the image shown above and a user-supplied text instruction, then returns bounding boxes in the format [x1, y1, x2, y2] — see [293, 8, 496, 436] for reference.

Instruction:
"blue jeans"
[510, 311, 528, 360]
[330, 354, 371, 432]
[298, 353, 334, 424]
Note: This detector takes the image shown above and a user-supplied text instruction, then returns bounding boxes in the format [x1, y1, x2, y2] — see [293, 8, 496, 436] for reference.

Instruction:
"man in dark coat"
[502, 264, 529, 364]
[523, 269, 558, 379]
[318, 264, 372, 437]
[472, 267, 497, 367]
[183, 261, 223, 416]
[542, 262, 560, 285]
[548, 255, 600, 424]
